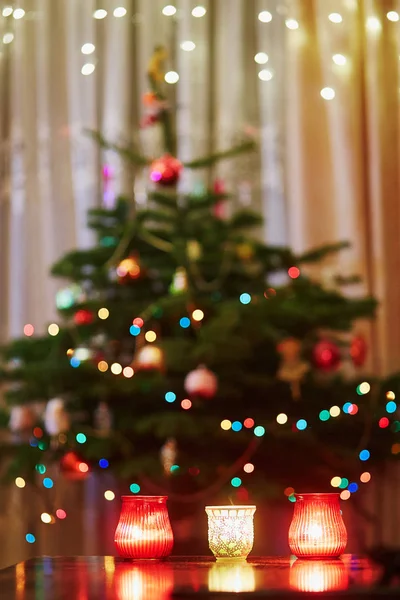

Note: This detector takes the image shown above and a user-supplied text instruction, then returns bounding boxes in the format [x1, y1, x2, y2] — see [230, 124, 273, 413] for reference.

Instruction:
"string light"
[181, 399, 192, 410]
[13, 8, 25, 19]
[348, 482, 358, 493]
[285, 19, 299, 30]
[35, 464, 46, 474]
[2, 6, 13, 17]
[386, 391, 396, 400]
[43, 478, 54, 489]
[24, 324, 34, 337]
[48, 323, 59, 336]
[111, 363, 122, 375]
[277, 413, 288, 425]
[258, 11, 272, 23]
[165, 71, 179, 84]
[3, 33, 14, 44]
[358, 381, 370, 394]
[288, 266, 300, 279]
[113, 7, 127, 17]
[192, 6, 206, 17]
[192, 309, 204, 321]
[33, 427, 43, 438]
[379, 417, 390, 429]
[332, 54, 346, 65]
[319, 410, 330, 421]
[328, 13, 342, 23]
[81, 63, 96, 76]
[359, 449, 370, 461]
[98, 361, 108, 372]
[180, 317, 190, 328]
[387, 11, 399, 22]
[254, 52, 269, 64]
[130, 324, 141, 336]
[221, 420, 232, 430]
[162, 5, 176, 16]
[343, 402, 352, 414]
[123, 366, 134, 378]
[133, 317, 144, 327]
[99, 459, 109, 468]
[104, 490, 115, 501]
[243, 463, 254, 473]
[98, 308, 109, 319]
[93, 9, 107, 19]
[81, 43, 95, 55]
[79, 463, 89, 473]
[348, 403, 358, 415]
[130, 483, 141, 493]
[338, 478, 349, 489]
[258, 69, 273, 82]
[70, 357, 80, 368]
[15, 477, 26, 488]
[180, 41, 196, 51]
[284, 487, 295, 497]
[41, 512, 52, 524]
[145, 330, 157, 342]
[165, 391, 176, 403]
[360, 472, 371, 483]
[386, 401, 397, 413]
[320, 87, 335, 100]
[296, 419, 307, 431]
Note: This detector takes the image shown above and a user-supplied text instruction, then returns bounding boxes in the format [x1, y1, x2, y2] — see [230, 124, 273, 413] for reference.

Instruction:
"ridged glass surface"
[288, 493, 347, 559]
[114, 496, 174, 559]
[290, 560, 348, 592]
[115, 563, 174, 600]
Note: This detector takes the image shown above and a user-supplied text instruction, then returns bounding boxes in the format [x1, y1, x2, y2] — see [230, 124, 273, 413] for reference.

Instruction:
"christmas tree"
[1, 47, 399, 509]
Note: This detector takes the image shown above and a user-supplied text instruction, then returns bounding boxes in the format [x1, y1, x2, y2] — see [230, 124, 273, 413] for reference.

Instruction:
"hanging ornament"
[140, 113, 160, 128]
[8, 405, 35, 433]
[150, 154, 183, 186]
[184, 365, 218, 399]
[160, 438, 177, 476]
[73, 309, 94, 326]
[94, 402, 113, 436]
[60, 451, 90, 481]
[350, 335, 368, 368]
[134, 345, 165, 372]
[312, 340, 341, 371]
[236, 243, 254, 262]
[116, 255, 141, 282]
[43, 398, 70, 436]
[213, 179, 227, 219]
[277, 338, 309, 400]
[56, 284, 84, 310]
[187, 240, 202, 261]
[169, 267, 188, 295]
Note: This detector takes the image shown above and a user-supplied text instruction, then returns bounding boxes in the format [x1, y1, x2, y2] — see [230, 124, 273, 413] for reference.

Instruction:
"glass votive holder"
[205, 505, 256, 561]
[288, 493, 347, 559]
[208, 562, 256, 592]
[114, 496, 174, 559]
[290, 559, 348, 592]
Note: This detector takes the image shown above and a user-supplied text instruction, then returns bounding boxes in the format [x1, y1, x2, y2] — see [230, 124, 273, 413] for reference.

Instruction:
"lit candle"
[205, 505, 256, 561]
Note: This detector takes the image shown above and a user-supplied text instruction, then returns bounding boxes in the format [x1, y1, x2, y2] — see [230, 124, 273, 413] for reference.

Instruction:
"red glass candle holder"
[290, 560, 348, 592]
[114, 496, 174, 559]
[288, 493, 347, 559]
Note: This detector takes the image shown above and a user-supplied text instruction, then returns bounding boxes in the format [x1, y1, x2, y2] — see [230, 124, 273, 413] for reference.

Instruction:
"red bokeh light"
[133, 317, 144, 328]
[181, 399, 192, 410]
[33, 427, 43, 439]
[188, 467, 200, 476]
[56, 509, 67, 520]
[348, 403, 359, 415]
[288, 266, 300, 279]
[379, 417, 389, 429]
[244, 418, 254, 429]
[24, 324, 34, 337]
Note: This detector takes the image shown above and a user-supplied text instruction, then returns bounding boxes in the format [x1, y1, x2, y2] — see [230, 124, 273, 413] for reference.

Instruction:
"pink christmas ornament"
[184, 365, 218, 399]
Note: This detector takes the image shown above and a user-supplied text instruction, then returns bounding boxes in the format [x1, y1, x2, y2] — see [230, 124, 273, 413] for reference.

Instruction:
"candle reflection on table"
[208, 562, 256, 593]
[290, 559, 348, 592]
[115, 562, 174, 600]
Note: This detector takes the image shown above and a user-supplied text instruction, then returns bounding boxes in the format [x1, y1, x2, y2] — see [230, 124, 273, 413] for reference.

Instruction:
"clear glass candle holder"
[205, 505, 256, 561]
[288, 493, 347, 559]
[114, 496, 174, 559]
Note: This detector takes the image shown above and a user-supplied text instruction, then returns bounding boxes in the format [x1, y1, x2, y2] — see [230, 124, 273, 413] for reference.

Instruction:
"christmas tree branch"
[85, 129, 150, 166]
[183, 139, 257, 169]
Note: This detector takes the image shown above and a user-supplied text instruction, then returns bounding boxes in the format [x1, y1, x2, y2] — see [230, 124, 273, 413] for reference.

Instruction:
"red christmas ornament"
[312, 340, 341, 371]
[60, 451, 90, 481]
[150, 154, 182, 186]
[350, 335, 368, 367]
[140, 113, 160, 128]
[73, 309, 94, 326]
[184, 364, 218, 399]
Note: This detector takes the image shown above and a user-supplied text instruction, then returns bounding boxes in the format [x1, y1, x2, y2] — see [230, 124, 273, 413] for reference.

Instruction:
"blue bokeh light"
[386, 401, 397, 414]
[232, 421, 243, 432]
[343, 402, 352, 414]
[26, 533, 36, 544]
[296, 419, 307, 431]
[70, 357, 80, 368]
[165, 391, 176, 403]
[254, 425, 265, 437]
[130, 325, 141, 336]
[239, 293, 251, 305]
[99, 459, 109, 469]
[348, 482, 358, 493]
[359, 449, 370, 461]
[43, 478, 54, 489]
[179, 317, 191, 329]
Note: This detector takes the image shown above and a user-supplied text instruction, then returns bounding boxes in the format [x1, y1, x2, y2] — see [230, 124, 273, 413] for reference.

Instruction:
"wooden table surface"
[0, 555, 394, 599]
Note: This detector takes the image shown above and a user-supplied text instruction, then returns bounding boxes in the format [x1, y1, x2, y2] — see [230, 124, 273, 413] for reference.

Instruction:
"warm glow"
[254, 52, 269, 64]
[181, 399, 192, 410]
[41, 513, 52, 524]
[98, 307, 109, 319]
[13, 8, 25, 19]
[111, 363, 122, 375]
[81, 63, 96, 76]
[15, 477, 26, 488]
[24, 324, 34, 337]
[290, 560, 349, 592]
[258, 69, 273, 81]
[332, 54, 346, 66]
[221, 419, 232, 430]
[366, 17, 381, 32]
[320, 87, 335, 100]
[162, 5, 176, 16]
[328, 13, 342, 23]
[104, 490, 115, 501]
[258, 11, 272, 23]
[98, 360, 108, 372]
[277, 413, 288, 425]
[360, 472, 371, 483]
[205, 506, 256, 560]
[359, 381, 370, 394]
[285, 19, 299, 30]
[123, 366, 134, 378]
[93, 9, 107, 19]
[164, 71, 179, 84]
[329, 406, 340, 417]
[387, 11, 399, 22]
[208, 562, 256, 593]
[48, 323, 60, 336]
[81, 43, 95, 55]
[243, 463, 254, 473]
[78, 462, 89, 473]
[180, 41, 196, 51]
[113, 7, 127, 17]
[192, 309, 204, 321]
[386, 391, 396, 400]
[3, 33, 14, 44]
[331, 476, 341, 488]
[340, 490, 351, 500]
[145, 331, 157, 343]
[192, 6, 206, 17]
[2, 7, 13, 17]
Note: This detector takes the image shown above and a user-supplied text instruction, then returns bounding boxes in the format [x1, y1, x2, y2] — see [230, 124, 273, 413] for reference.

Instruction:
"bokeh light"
[330, 476, 341, 488]
[33, 427, 43, 438]
[192, 5, 206, 17]
[359, 449, 370, 461]
[221, 419, 232, 430]
[162, 5, 176, 16]
[93, 9, 107, 19]
[98, 361, 108, 372]
[130, 483, 141, 494]
[111, 363, 122, 375]
[288, 266, 300, 279]
[35, 464, 46, 474]
[340, 490, 351, 500]
[123, 366, 134, 378]
[276, 413, 288, 425]
[254, 425, 265, 437]
[358, 381, 371, 394]
[181, 399, 192, 410]
[320, 87, 335, 100]
[232, 421, 243, 432]
[164, 71, 179, 84]
[48, 323, 59, 336]
[56, 509, 67, 520]
[386, 401, 397, 414]
[70, 357, 80, 368]
[165, 391, 176, 403]
[338, 478, 349, 489]
[104, 490, 115, 501]
[386, 391, 396, 400]
[392, 443, 400, 455]
[26, 533, 35, 544]
[244, 418, 254, 428]
[43, 478, 54, 489]
[78, 463, 89, 473]
[76, 433, 87, 444]
[379, 417, 390, 428]
[348, 403, 359, 415]
[285, 18, 299, 29]
[328, 12, 342, 23]
[15, 477, 25, 488]
[133, 317, 144, 328]
[243, 463, 254, 473]
[192, 309, 204, 321]
[329, 406, 341, 418]
[24, 324, 34, 337]
[296, 419, 307, 431]
[284, 487, 295, 496]
[343, 402, 352, 414]
[145, 330, 157, 342]
[360, 472, 371, 483]
[239, 293, 251, 304]
[319, 410, 330, 421]
[98, 308, 109, 320]
[41, 513, 52, 524]
[231, 477, 242, 488]
[348, 482, 358, 493]
[99, 459, 109, 469]
[180, 317, 191, 328]
[258, 10, 272, 22]
[113, 6, 127, 17]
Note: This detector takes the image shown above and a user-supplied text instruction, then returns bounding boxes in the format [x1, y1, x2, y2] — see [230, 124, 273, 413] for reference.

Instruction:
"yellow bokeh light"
[330, 476, 341, 488]
[340, 490, 351, 501]
[386, 391, 396, 400]
[276, 413, 288, 425]
[329, 406, 340, 418]
[387, 11, 399, 22]
[285, 18, 299, 30]
[359, 381, 370, 394]
[111, 363, 122, 375]
[15, 477, 26, 488]
[123, 366, 134, 378]
[98, 360, 108, 372]
[145, 331, 157, 343]
[328, 13, 342, 23]
[48, 323, 60, 336]
[332, 54, 346, 66]
[98, 308, 109, 320]
[104, 490, 115, 501]
[320, 87, 335, 100]
[221, 419, 232, 431]
[192, 309, 204, 322]
[67, 348, 74, 357]
[41, 512, 52, 524]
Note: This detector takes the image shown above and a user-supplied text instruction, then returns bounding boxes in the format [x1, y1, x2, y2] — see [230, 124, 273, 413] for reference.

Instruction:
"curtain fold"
[1, 0, 400, 373]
